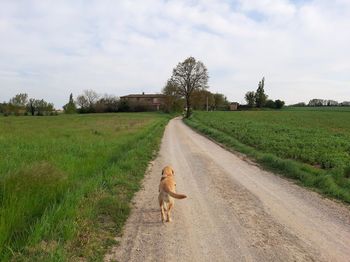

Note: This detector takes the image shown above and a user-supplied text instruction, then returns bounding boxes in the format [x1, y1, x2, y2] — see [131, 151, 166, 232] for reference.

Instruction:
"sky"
[0, 0, 349, 108]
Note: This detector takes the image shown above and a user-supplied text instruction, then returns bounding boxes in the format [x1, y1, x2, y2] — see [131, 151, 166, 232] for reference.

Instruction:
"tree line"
[67, 90, 163, 114]
[291, 99, 350, 107]
[0, 93, 55, 116]
[2, 57, 292, 117]
[244, 77, 285, 109]
[162, 57, 231, 117]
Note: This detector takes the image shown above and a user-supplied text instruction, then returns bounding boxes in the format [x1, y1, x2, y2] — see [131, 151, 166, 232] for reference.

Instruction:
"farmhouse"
[120, 92, 165, 111]
[229, 102, 239, 111]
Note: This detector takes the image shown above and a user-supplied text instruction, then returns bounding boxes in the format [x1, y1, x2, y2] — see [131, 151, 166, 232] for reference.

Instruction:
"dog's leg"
[159, 197, 165, 223]
[166, 201, 174, 222]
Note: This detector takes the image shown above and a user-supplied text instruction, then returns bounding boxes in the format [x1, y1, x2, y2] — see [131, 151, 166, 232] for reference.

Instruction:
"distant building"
[229, 102, 239, 111]
[120, 93, 165, 111]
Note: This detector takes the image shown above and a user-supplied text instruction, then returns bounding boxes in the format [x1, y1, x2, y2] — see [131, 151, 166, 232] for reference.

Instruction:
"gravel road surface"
[105, 117, 350, 262]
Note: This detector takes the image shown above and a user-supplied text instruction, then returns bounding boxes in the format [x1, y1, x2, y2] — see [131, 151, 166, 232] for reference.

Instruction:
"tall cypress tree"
[63, 93, 77, 114]
[255, 77, 268, 108]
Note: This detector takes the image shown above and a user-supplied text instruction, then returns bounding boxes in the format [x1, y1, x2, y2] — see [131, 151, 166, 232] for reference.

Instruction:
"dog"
[158, 166, 187, 222]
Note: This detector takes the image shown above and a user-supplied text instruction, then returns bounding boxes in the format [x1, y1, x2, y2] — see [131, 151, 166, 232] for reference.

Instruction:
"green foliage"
[3, 94, 55, 116]
[3, 93, 29, 115]
[245, 91, 256, 107]
[185, 110, 350, 203]
[213, 93, 229, 110]
[31, 99, 54, 116]
[9, 93, 28, 108]
[118, 100, 130, 112]
[0, 113, 169, 261]
[191, 89, 214, 110]
[63, 93, 77, 114]
[265, 99, 285, 109]
[274, 99, 285, 109]
[265, 99, 275, 108]
[255, 77, 268, 108]
[168, 57, 209, 118]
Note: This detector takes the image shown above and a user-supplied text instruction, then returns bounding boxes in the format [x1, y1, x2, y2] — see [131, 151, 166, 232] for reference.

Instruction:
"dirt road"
[106, 118, 350, 262]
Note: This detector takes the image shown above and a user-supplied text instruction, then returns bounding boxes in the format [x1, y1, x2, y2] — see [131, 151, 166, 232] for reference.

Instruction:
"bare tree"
[168, 57, 209, 118]
[83, 89, 99, 107]
[76, 95, 89, 109]
[76, 89, 99, 112]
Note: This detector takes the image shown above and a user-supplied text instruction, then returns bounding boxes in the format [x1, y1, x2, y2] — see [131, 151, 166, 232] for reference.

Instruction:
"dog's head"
[162, 166, 174, 177]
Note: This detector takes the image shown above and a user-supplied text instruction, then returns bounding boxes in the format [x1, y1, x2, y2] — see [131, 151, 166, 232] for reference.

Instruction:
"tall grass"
[184, 111, 350, 203]
[0, 113, 169, 261]
[0, 163, 68, 255]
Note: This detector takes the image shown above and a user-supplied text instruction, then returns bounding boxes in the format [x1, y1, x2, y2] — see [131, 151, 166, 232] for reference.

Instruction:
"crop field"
[0, 113, 169, 261]
[284, 106, 350, 112]
[185, 110, 350, 202]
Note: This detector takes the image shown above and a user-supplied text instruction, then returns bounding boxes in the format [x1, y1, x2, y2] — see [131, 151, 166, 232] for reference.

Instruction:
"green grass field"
[185, 110, 350, 203]
[0, 113, 169, 261]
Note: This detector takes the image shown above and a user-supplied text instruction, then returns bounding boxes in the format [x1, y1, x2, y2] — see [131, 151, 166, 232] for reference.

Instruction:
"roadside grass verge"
[184, 112, 350, 203]
[0, 113, 169, 261]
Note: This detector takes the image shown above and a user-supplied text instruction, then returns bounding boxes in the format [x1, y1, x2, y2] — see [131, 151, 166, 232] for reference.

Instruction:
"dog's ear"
[172, 169, 174, 175]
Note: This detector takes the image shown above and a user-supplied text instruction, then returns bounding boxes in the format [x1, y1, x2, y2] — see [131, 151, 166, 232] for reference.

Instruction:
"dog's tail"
[166, 190, 187, 199]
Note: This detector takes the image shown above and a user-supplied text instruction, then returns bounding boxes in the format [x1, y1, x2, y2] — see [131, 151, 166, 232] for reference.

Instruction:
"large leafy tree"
[213, 93, 228, 110]
[245, 91, 256, 107]
[191, 89, 214, 110]
[26, 98, 54, 116]
[168, 57, 209, 118]
[9, 93, 28, 115]
[162, 80, 184, 113]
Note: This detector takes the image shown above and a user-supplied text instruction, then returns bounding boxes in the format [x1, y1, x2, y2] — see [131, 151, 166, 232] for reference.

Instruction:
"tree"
[308, 99, 326, 106]
[213, 93, 229, 110]
[26, 98, 36, 116]
[34, 99, 54, 116]
[76, 89, 100, 113]
[118, 100, 130, 112]
[168, 57, 209, 118]
[265, 99, 276, 108]
[9, 93, 28, 115]
[26, 98, 54, 116]
[245, 91, 256, 107]
[95, 94, 119, 113]
[255, 77, 268, 108]
[191, 89, 214, 110]
[76, 95, 89, 110]
[63, 93, 77, 114]
[274, 99, 285, 109]
[162, 80, 184, 113]
[84, 89, 99, 106]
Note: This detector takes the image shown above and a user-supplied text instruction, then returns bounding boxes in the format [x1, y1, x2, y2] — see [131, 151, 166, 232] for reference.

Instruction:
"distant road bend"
[106, 117, 350, 262]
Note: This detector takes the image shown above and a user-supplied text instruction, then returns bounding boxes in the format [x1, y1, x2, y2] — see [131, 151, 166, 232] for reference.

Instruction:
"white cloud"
[0, 0, 349, 108]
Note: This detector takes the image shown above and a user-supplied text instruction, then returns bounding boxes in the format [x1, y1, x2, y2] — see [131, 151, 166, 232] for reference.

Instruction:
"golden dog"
[158, 166, 187, 222]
